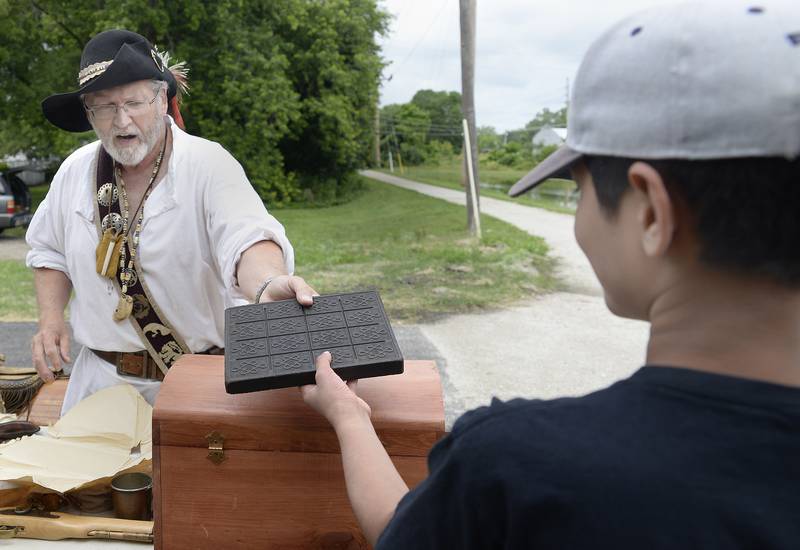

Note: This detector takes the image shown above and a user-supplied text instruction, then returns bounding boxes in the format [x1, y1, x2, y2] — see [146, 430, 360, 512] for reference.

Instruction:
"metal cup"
[110, 472, 152, 520]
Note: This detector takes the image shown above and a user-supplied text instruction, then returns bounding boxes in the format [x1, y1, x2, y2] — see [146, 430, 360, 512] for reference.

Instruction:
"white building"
[531, 126, 567, 149]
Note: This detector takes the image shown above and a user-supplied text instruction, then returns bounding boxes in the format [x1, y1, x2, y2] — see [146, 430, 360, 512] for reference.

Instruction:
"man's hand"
[31, 318, 71, 383]
[301, 351, 371, 429]
[31, 268, 72, 383]
[258, 274, 317, 307]
[236, 241, 317, 305]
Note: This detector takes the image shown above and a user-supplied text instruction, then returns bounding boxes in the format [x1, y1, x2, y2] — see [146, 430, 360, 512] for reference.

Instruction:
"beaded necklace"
[111, 130, 167, 321]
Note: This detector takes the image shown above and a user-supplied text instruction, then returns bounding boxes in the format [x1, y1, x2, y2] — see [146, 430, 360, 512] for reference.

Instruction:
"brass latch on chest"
[206, 431, 225, 465]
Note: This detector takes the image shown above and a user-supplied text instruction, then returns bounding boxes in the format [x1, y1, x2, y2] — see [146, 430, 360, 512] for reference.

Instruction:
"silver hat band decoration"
[78, 60, 113, 86]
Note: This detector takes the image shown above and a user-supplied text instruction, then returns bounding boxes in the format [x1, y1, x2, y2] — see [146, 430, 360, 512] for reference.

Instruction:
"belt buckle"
[118, 352, 147, 378]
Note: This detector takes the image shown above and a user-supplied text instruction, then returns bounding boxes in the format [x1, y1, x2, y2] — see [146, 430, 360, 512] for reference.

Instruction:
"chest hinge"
[205, 431, 225, 465]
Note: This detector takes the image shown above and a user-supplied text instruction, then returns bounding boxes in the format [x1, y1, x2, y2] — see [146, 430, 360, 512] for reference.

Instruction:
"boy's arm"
[301, 352, 409, 546]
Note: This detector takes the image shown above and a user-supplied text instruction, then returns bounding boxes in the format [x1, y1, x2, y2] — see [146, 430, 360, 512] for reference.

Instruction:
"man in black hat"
[26, 29, 313, 415]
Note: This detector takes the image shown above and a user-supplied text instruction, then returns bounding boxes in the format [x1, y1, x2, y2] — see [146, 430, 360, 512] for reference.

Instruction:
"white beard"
[95, 111, 165, 167]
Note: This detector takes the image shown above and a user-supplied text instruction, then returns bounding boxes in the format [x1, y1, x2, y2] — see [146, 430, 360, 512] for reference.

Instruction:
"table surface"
[3, 539, 152, 548]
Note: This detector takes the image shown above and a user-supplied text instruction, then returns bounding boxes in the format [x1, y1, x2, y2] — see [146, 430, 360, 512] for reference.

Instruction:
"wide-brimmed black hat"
[42, 29, 184, 132]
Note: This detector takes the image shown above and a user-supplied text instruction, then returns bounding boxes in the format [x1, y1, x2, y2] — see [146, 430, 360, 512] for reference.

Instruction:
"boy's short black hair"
[584, 156, 800, 287]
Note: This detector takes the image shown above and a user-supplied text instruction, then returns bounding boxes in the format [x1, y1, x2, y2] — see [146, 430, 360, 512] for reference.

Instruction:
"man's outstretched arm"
[236, 240, 315, 304]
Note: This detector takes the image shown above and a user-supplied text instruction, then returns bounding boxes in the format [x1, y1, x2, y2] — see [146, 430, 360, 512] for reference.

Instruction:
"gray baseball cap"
[509, 0, 800, 197]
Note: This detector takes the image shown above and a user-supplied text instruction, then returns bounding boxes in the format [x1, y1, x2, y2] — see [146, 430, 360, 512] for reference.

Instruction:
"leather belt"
[90, 347, 224, 381]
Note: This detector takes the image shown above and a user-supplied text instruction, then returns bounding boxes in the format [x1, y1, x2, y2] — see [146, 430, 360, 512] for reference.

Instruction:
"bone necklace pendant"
[113, 294, 134, 320]
[95, 228, 123, 278]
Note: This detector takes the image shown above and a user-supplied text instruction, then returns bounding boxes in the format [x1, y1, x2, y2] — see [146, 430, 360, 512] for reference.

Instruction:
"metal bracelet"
[253, 276, 277, 304]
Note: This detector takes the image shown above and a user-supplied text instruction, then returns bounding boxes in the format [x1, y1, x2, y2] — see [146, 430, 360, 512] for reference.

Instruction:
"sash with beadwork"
[93, 145, 190, 375]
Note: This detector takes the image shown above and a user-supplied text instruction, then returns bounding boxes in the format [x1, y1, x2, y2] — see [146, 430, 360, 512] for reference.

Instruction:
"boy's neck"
[646, 270, 800, 387]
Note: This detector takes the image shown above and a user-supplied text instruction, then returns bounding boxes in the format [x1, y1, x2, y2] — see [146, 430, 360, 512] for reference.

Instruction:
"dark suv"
[0, 168, 33, 233]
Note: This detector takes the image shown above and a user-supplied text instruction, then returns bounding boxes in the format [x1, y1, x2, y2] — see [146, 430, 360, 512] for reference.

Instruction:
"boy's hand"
[301, 352, 372, 428]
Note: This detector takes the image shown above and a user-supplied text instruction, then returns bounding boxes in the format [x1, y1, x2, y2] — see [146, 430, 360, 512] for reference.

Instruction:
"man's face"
[83, 80, 166, 167]
[572, 162, 650, 319]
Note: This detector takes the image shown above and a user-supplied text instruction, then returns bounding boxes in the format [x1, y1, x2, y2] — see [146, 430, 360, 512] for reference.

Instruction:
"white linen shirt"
[26, 119, 294, 414]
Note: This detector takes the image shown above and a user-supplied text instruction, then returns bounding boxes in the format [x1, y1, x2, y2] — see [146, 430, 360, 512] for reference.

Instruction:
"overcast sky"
[377, 0, 678, 133]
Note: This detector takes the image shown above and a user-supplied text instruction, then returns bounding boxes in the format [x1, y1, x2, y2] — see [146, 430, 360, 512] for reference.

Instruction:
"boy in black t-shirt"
[302, 1, 800, 547]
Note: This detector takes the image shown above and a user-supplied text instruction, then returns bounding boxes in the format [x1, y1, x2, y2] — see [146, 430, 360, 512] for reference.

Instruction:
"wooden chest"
[152, 356, 445, 549]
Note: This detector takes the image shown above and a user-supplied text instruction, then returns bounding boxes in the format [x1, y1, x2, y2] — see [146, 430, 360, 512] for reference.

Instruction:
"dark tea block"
[224, 290, 404, 393]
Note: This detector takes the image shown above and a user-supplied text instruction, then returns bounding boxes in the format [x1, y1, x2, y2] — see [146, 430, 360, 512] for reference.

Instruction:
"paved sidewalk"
[361, 170, 649, 428]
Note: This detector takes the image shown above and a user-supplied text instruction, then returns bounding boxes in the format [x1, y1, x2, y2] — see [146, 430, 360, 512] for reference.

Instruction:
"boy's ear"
[627, 162, 676, 257]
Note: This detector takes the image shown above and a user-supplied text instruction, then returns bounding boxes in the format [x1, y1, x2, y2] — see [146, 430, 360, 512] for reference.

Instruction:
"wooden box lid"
[153, 356, 445, 457]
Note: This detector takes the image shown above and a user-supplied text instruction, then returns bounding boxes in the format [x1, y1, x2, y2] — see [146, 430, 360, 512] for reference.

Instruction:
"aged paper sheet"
[0, 384, 151, 493]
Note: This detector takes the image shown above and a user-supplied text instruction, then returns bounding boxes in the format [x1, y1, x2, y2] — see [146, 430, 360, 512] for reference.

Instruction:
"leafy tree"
[276, 0, 387, 202]
[477, 126, 500, 152]
[409, 89, 462, 151]
[0, 0, 387, 205]
[381, 102, 430, 166]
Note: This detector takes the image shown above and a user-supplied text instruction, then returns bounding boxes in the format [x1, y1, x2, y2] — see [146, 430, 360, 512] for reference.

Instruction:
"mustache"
[112, 130, 143, 138]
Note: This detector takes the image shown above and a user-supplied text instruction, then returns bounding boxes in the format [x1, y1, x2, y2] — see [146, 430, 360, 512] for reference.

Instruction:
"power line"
[393, 0, 450, 69]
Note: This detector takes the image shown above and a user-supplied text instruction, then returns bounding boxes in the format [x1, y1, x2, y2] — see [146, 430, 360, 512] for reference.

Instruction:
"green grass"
[0, 260, 36, 321]
[379, 156, 577, 215]
[277, 178, 555, 322]
[2, 177, 555, 323]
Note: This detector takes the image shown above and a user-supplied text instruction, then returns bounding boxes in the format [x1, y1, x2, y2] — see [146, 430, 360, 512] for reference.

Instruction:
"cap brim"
[508, 146, 583, 197]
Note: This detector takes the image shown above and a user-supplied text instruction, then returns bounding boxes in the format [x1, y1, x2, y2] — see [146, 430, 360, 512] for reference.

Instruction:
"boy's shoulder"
[447, 370, 641, 443]
[442, 366, 800, 477]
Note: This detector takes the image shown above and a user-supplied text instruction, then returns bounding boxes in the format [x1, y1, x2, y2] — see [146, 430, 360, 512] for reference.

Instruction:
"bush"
[485, 142, 534, 168]
[294, 172, 367, 207]
[424, 140, 455, 165]
[532, 144, 559, 165]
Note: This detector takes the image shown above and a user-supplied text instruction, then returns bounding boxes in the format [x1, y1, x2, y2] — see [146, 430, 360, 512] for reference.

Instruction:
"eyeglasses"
[84, 90, 160, 121]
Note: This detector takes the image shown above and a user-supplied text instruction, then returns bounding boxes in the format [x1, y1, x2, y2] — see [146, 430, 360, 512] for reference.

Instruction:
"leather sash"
[93, 144, 190, 376]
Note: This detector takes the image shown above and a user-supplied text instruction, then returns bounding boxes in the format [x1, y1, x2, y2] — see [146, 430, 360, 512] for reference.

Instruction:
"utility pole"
[565, 77, 570, 109]
[459, 0, 480, 237]
[374, 98, 381, 167]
